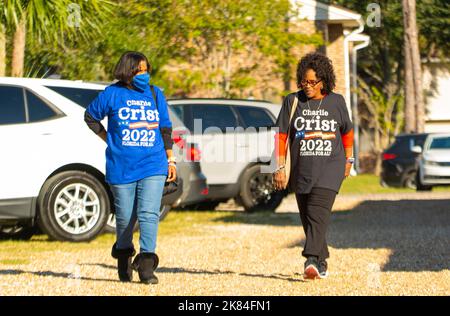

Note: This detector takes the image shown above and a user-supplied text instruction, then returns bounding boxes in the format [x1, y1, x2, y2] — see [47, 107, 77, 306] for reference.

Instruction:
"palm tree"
[402, 0, 424, 133]
[0, 0, 22, 76]
[8, 0, 114, 77]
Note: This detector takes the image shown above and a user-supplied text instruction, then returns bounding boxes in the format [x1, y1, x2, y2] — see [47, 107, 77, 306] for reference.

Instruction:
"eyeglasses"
[300, 79, 322, 87]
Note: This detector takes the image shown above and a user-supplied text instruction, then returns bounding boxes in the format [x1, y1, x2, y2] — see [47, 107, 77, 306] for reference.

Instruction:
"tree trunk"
[402, 0, 416, 133]
[11, 17, 26, 77]
[282, 15, 291, 93]
[223, 37, 232, 97]
[407, 1, 425, 133]
[373, 125, 382, 176]
[402, 0, 424, 133]
[0, 24, 6, 76]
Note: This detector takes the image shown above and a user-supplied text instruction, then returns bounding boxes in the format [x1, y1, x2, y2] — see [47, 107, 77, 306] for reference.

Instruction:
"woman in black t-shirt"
[273, 53, 354, 280]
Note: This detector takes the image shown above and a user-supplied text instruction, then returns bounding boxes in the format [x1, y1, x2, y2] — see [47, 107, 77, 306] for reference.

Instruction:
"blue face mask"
[132, 72, 150, 91]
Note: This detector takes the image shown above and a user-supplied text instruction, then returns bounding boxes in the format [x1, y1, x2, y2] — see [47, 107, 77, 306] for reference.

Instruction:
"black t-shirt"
[275, 90, 353, 194]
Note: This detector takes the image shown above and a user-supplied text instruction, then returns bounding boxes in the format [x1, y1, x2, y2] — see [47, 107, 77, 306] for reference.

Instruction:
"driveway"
[0, 192, 449, 295]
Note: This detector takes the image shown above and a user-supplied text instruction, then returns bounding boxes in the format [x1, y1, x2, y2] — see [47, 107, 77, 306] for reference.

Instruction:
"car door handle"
[41, 133, 53, 136]
[237, 143, 249, 148]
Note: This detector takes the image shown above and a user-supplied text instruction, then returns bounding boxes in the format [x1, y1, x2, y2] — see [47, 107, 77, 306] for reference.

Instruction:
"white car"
[169, 98, 285, 212]
[414, 133, 450, 191]
[0, 77, 187, 241]
[39, 79, 208, 216]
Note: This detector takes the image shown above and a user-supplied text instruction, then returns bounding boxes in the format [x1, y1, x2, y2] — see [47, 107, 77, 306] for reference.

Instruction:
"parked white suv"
[0, 77, 112, 241]
[0, 77, 188, 241]
[414, 133, 450, 191]
[169, 98, 284, 212]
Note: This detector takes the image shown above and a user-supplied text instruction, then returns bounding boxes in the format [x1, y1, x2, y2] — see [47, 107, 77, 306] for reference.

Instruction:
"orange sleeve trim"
[275, 132, 288, 158]
[342, 129, 354, 149]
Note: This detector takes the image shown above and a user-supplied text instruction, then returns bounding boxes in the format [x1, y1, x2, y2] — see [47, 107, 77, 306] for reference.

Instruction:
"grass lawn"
[0, 211, 297, 252]
[339, 174, 450, 194]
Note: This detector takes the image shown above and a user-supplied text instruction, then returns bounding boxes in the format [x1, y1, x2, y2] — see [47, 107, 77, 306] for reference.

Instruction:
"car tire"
[159, 204, 172, 221]
[104, 204, 171, 234]
[0, 225, 37, 240]
[239, 164, 285, 212]
[403, 171, 417, 189]
[415, 170, 432, 191]
[37, 171, 110, 242]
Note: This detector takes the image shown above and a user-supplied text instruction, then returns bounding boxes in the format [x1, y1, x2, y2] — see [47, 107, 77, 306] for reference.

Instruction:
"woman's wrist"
[274, 165, 285, 173]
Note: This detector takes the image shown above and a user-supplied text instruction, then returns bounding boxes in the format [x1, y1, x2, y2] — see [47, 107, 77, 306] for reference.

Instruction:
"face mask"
[132, 72, 150, 91]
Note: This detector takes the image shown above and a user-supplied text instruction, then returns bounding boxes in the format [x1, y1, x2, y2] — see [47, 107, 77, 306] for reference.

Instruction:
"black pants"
[295, 187, 337, 262]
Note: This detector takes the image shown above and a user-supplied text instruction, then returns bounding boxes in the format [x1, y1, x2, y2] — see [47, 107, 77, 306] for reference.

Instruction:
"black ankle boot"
[132, 253, 159, 284]
[111, 243, 136, 282]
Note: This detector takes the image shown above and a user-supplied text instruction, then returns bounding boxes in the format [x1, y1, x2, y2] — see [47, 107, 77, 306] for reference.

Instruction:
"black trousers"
[295, 187, 337, 262]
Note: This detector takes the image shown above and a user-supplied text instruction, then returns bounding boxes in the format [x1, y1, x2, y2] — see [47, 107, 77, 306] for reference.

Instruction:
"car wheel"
[239, 164, 285, 212]
[37, 171, 110, 242]
[415, 171, 432, 191]
[403, 171, 417, 189]
[380, 179, 389, 188]
[0, 225, 36, 240]
[159, 204, 171, 221]
[104, 204, 171, 234]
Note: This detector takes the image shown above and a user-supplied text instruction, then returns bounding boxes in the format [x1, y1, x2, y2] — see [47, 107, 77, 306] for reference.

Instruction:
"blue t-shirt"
[86, 83, 171, 185]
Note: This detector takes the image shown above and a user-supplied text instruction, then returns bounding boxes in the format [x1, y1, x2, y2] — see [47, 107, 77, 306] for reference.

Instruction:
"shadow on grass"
[0, 263, 305, 283]
[211, 212, 300, 227]
[286, 199, 450, 272]
[0, 269, 122, 283]
[81, 263, 305, 283]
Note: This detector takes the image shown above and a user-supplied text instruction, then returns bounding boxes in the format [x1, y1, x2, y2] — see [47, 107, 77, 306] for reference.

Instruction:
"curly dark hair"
[296, 52, 336, 94]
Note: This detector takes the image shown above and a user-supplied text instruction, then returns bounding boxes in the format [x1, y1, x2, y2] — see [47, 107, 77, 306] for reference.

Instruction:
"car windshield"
[429, 137, 450, 150]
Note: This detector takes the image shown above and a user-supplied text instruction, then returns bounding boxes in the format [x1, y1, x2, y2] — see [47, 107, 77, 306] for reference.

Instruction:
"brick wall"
[326, 23, 346, 98]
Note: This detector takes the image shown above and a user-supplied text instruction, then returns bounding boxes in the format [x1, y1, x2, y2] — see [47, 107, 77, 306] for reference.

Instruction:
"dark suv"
[381, 133, 428, 189]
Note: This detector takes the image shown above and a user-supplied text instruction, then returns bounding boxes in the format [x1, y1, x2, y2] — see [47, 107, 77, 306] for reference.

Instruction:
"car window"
[171, 104, 185, 121]
[46, 86, 101, 108]
[26, 90, 58, 122]
[235, 106, 274, 129]
[0, 86, 26, 125]
[429, 137, 450, 150]
[388, 137, 410, 153]
[190, 105, 238, 133]
[413, 136, 427, 148]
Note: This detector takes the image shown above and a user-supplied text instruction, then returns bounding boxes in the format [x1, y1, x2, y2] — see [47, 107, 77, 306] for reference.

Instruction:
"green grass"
[340, 174, 450, 194]
[0, 211, 298, 260]
[0, 259, 30, 265]
[0, 176, 448, 258]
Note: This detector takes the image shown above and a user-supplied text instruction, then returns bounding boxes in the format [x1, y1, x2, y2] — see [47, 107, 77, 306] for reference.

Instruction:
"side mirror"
[411, 146, 422, 154]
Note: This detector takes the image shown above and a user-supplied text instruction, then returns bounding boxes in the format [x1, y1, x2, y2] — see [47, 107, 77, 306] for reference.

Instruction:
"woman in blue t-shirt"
[84, 51, 176, 284]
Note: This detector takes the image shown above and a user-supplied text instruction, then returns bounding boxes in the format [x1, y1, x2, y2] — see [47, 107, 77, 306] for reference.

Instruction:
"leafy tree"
[1, 0, 114, 77]
[322, 0, 449, 166]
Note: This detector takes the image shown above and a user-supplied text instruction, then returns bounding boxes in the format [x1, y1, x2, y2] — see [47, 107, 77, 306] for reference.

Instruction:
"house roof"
[291, 0, 362, 27]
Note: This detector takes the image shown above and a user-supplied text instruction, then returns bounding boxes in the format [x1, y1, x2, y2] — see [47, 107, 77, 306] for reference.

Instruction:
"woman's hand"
[344, 162, 352, 178]
[273, 169, 287, 191]
[167, 164, 177, 182]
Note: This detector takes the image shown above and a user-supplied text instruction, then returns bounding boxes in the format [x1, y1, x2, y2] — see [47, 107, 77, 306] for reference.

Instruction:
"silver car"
[169, 98, 285, 212]
[413, 133, 450, 191]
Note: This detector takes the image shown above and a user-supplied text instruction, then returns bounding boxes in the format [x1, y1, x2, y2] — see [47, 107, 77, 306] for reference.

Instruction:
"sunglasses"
[300, 79, 322, 87]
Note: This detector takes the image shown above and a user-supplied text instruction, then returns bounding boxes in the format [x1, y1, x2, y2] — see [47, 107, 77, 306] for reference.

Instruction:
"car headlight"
[425, 160, 440, 166]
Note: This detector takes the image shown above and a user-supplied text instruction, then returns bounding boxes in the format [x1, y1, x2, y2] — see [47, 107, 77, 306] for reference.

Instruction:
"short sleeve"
[338, 95, 353, 134]
[275, 93, 295, 134]
[86, 89, 110, 121]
